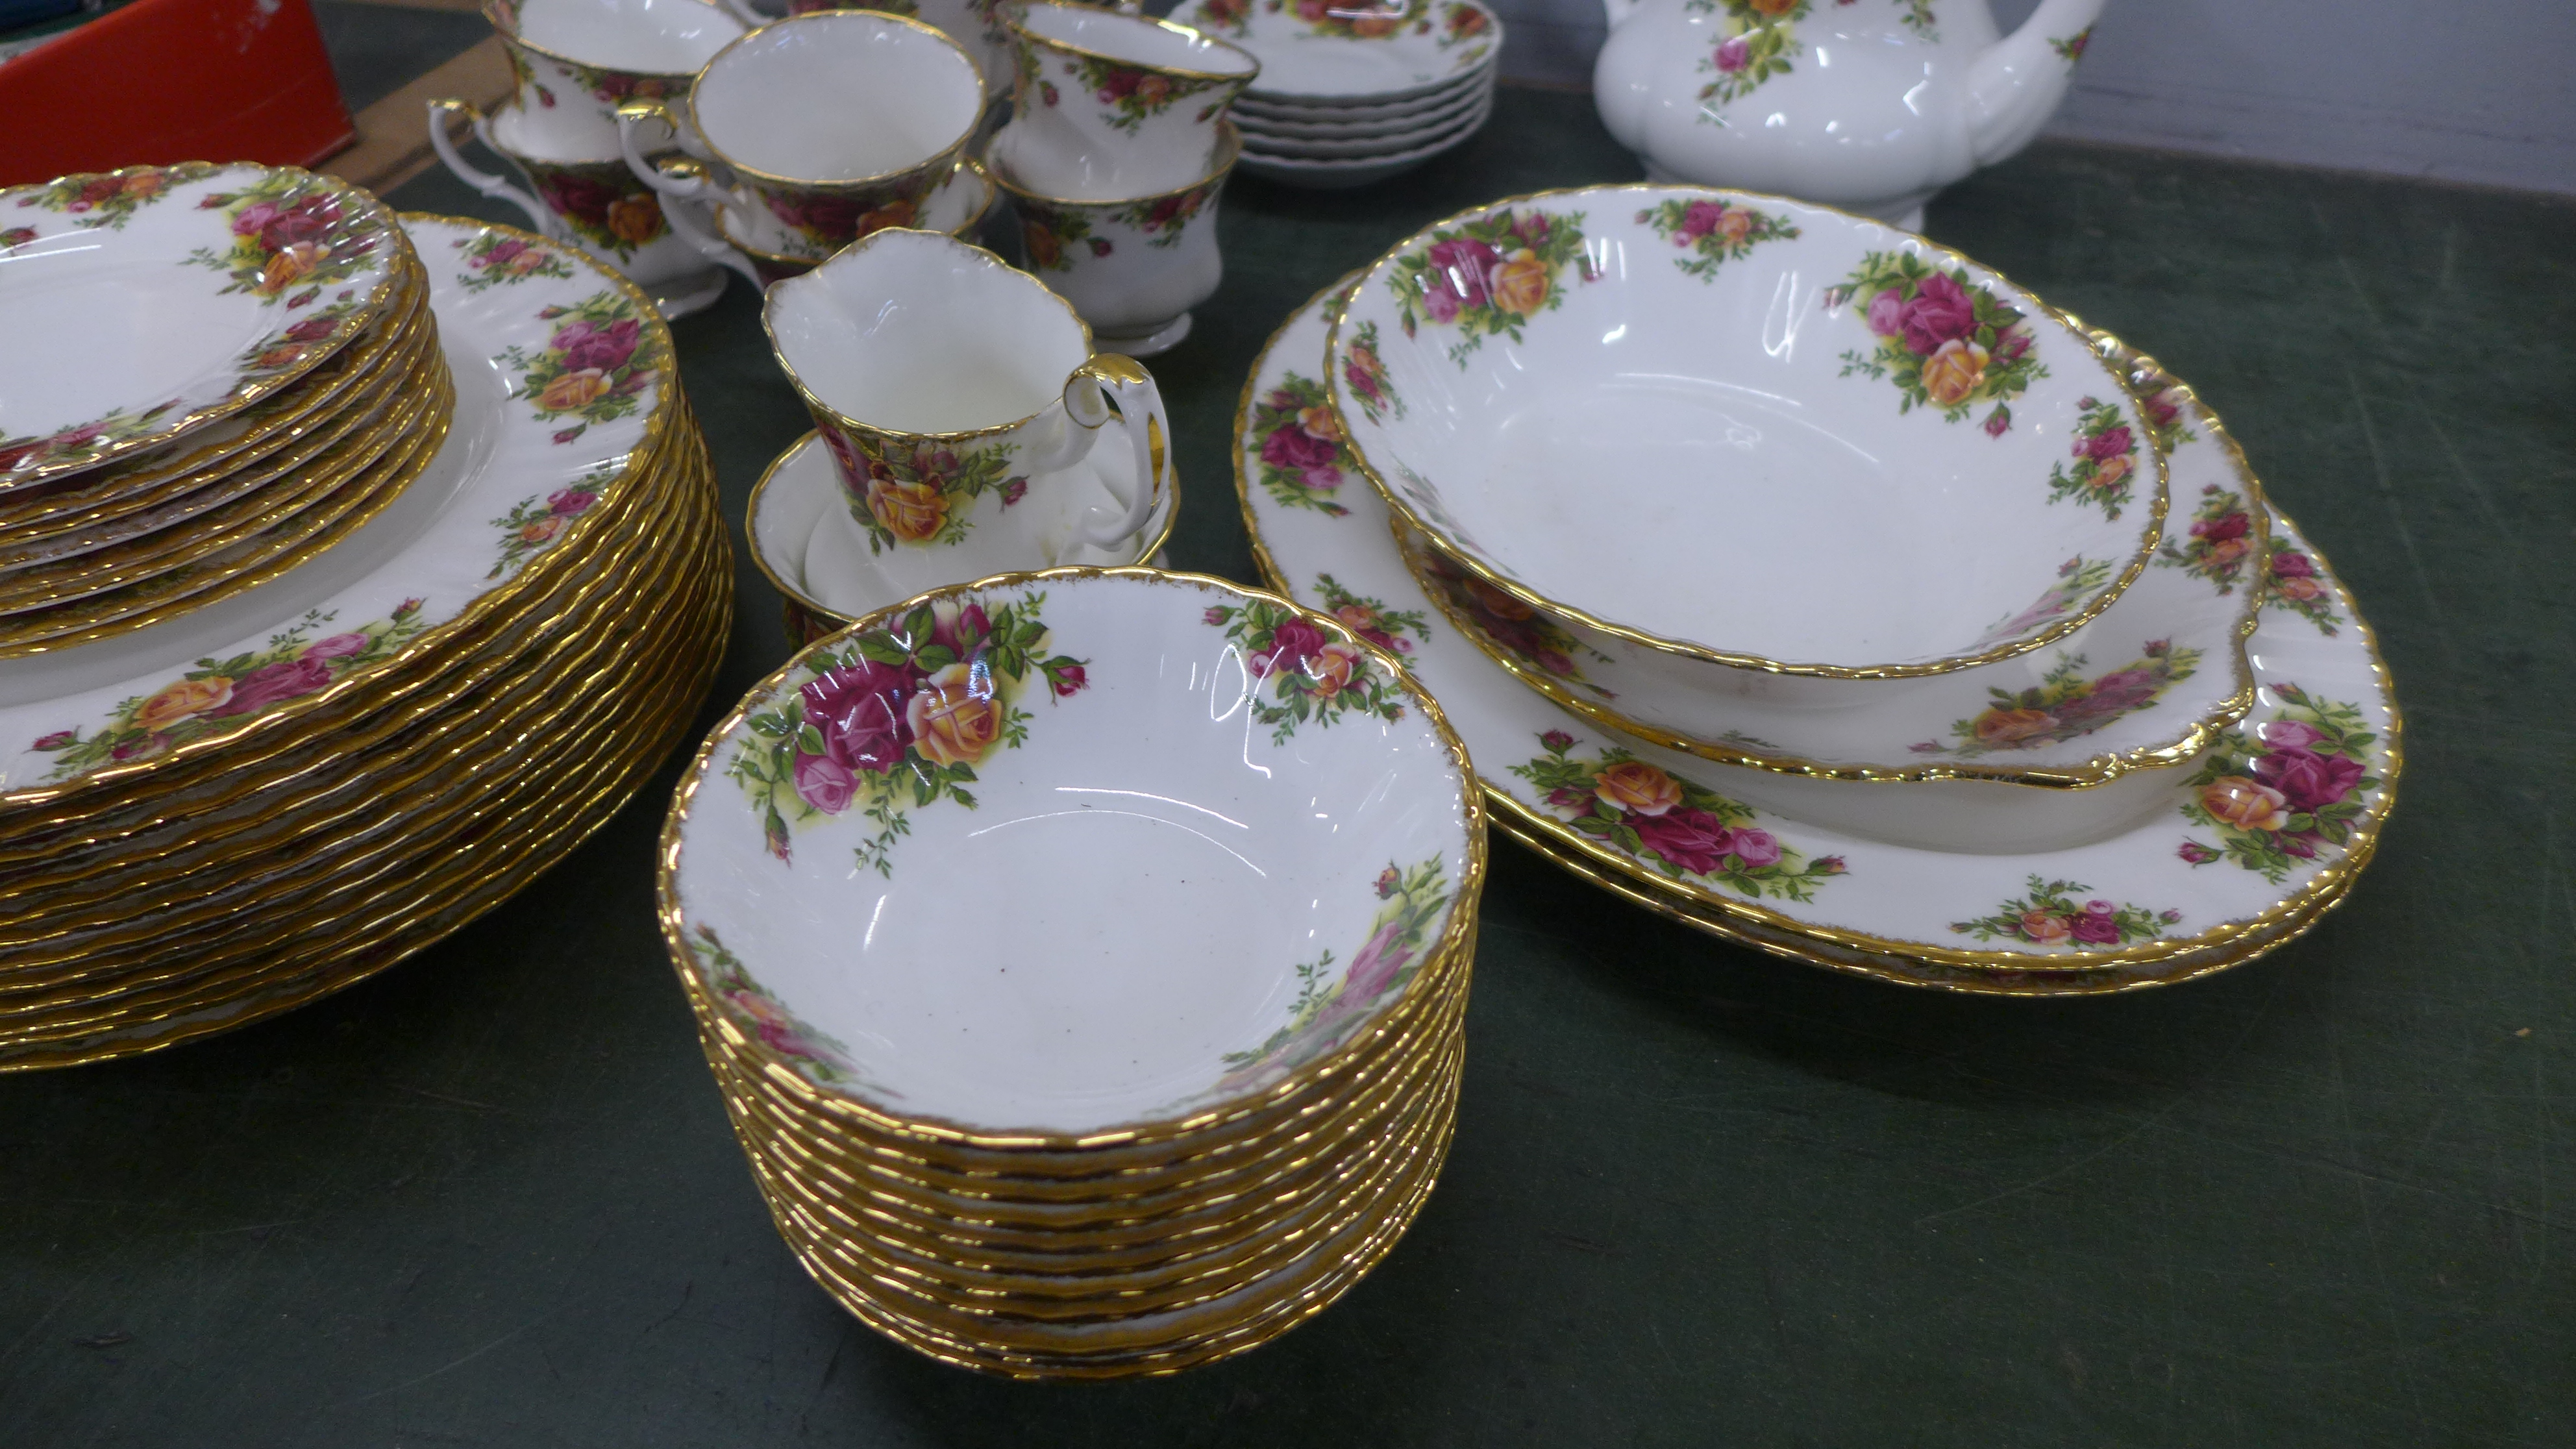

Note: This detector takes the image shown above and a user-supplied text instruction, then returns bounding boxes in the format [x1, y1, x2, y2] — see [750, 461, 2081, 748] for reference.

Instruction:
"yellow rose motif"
[907, 662, 1002, 766]
[866, 475, 948, 542]
[1593, 760, 1682, 817]
[257, 241, 327, 295]
[604, 194, 663, 245]
[1972, 706, 2057, 745]
[1489, 249, 1552, 316]
[135, 676, 232, 732]
[123, 171, 166, 199]
[538, 368, 610, 413]
[2089, 453, 2133, 492]
[2019, 910, 2072, 944]
[1747, 0, 1799, 13]
[1305, 641, 1365, 700]
[2274, 575, 2323, 601]
[1022, 216, 1062, 269]
[1296, 404, 1341, 441]
[2201, 775, 2290, 832]
[2202, 538, 2249, 568]
[1465, 576, 1534, 621]
[854, 199, 917, 239]
[1920, 338, 1990, 405]
[520, 516, 565, 545]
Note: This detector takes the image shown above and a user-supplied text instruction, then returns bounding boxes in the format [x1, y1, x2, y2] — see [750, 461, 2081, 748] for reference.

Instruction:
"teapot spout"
[1966, 0, 2108, 165]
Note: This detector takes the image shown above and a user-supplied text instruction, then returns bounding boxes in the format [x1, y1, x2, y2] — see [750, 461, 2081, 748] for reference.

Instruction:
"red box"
[0, 0, 354, 188]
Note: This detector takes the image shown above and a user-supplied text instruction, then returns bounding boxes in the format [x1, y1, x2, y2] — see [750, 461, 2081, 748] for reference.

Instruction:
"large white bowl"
[660, 567, 1482, 1139]
[1326, 184, 2168, 703]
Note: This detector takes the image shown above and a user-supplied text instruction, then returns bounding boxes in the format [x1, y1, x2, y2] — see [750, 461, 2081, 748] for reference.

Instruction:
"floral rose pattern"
[1391, 206, 1596, 365]
[1824, 251, 2047, 432]
[1690, 0, 1809, 108]
[1513, 732, 1844, 901]
[683, 924, 874, 1089]
[184, 171, 382, 304]
[819, 428, 1028, 552]
[1195, 0, 1254, 33]
[1273, 0, 1413, 40]
[2177, 684, 2376, 883]
[2128, 362, 2197, 452]
[1972, 555, 2115, 648]
[1634, 195, 1800, 281]
[527, 162, 667, 262]
[1052, 53, 1232, 136]
[2263, 539, 2340, 635]
[1215, 855, 1454, 1093]
[2158, 484, 2260, 593]
[1951, 874, 2178, 948]
[1411, 541, 1614, 697]
[2051, 25, 2092, 62]
[760, 184, 921, 253]
[2044, 395, 2140, 519]
[1017, 202, 1108, 273]
[1248, 371, 1357, 515]
[31, 602, 429, 780]
[1314, 573, 1429, 657]
[1916, 639, 2203, 758]
[451, 230, 576, 293]
[1110, 180, 1219, 250]
[1341, 319, 1401, 423]
[495, 290, 660, 443]
[486, 471, 607, 578]
[10, 161, 204, 232]
[1894, 0, 1937, 38]
[1202, 597, 1409, 743]
[725, 593, 1088, 874]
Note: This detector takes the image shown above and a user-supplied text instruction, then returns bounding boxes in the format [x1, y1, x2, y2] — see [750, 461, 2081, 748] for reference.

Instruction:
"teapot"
[1592, 0, 2107, 230]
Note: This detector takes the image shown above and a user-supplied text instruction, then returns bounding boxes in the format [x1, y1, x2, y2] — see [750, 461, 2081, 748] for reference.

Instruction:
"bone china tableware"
[617, 10, 985, 256]
[762, 227, 1173, 600]
[750, 429, 1178, 645]
[990, 122, 1238, 358]
[1593, 0, 2105, 230]
[720, 0, 1017, 93]
[1185, 0, 1496, 105]
[701, 158, 1000, 287]
[0, 164, 408, 488]
[1000, 0, 1258, 201]
[1327, 185, 2169, 749]
[658, 566, 1480, 1373]
[0, 214, 729, 1068]
[427, 97, 730, 318]
[484, 0, 747, 159]
[1240, 274, 2399, 996]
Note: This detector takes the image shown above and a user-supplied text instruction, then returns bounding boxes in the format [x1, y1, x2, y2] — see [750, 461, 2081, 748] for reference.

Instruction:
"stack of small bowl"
[1182, 0, 1501, 188]
[0, 163, 449, 658]
[0, 200, 728, 1069]
[660, 568, 1483, 1375]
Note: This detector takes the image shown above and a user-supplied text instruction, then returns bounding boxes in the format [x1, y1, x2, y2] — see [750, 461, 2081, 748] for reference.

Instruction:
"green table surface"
[6, 87, 2571, 1446]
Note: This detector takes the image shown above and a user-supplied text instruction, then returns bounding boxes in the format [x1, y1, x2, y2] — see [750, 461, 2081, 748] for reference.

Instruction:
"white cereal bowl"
[660, 567, 1483, 1143]
[1326, 184, 2169, 705]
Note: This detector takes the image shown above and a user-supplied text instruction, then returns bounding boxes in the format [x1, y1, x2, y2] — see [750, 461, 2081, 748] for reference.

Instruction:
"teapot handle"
[424, 99, 556, 239]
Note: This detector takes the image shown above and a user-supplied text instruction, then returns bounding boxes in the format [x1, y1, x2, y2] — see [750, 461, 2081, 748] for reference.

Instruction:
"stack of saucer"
[0, 164, 449, 657]
[0, 212, 730, 1069]
[1183, 0, 1501, 188]
[662, 569, 1482, 1375]
[1234, 184, 2399, 995]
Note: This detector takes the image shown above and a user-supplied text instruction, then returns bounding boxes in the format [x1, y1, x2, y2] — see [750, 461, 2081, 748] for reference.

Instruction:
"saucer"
[1238, 274, 2399, 987]
[747, 430, 1180, 642]
[1183, 0, 1500, 104]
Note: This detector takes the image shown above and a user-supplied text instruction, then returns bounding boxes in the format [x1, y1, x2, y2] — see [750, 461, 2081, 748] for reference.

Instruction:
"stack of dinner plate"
[0, 164, 452, 657]
[661, 569, 1482, 1375]
[1233, 184, 2399, 996]
[0, 195, 730, 1069]
[1180, 0, 1501, 188]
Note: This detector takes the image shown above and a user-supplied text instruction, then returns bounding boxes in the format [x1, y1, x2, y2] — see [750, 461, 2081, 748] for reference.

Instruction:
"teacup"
[991, 121, 1237, 357]
[483, 0, 746, 160]
[617, 10, 985, 257]
[749, 429, 1178, 645]
[1002, 0, 1257, 200]
[763, 227, 1173, 599]
[427, 97, 730, 317]
[704, 157, 1002, 288]
[723, 0, 1018, 95]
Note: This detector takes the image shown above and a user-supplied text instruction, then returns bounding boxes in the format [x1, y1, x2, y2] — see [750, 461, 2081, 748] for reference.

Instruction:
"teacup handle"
[426, 99, 556, 238]
[1059, 354, 1170, 549]
[616, 104, 764, 288]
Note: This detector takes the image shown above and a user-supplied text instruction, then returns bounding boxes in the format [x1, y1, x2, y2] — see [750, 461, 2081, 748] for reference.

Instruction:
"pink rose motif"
[1989, 325, 2031, 365]
[1983, 408, 2012, 438]
[1252, 619, 1329, 680]
[2070, 911, 2120, 945]
[1816, 855, 1846, 874]
[1726, 828, 1782, 869]
[206, 656, 333, 717]
[1419, 283, 1462, 325]
[1426, 238, 1498, 306]
[1541, 730, 1575, 752]
[31, 730, 75, 750]
[1713, 34, 1751, 72]
[2083, 898, 2115, 915]
[1631, 807, 1734, 876]
[2254, 746, 2364, 812]
[1532, 647, 1577, 678]
[2282, 834, 2318, 858]
[1865, 286, 1905, 338]
[1261, 421, 1339, 475]
[553, 318, 641, 375]
[2177, 840, 2220, 864]
[2260, 718, 2326, 750]
[1513, 212, 1551, 248]
[548, 487, 597, 515]
[1897, 272, 1979, 356]
[928, 601, 990, 657]
[111, 734, 170, 763]
[284, 317, 337, 343]
[2192, 511, 2250, 544]
[1341, 919, 1415, 1000]
[1050, 662, 1087, 697]
[299, 632, 369, 662]
[2270, 551, 2316, 579]
[1204, 606, 1228, 626]
[2083, 425, 2135, 463]
[792, 750, 856, 813]
[800, 660, 915, 774]
[480, 238, 527, 269]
